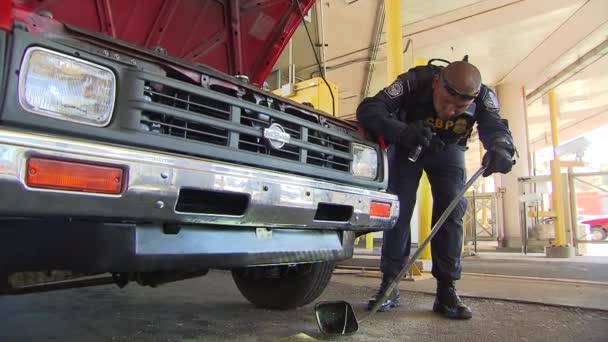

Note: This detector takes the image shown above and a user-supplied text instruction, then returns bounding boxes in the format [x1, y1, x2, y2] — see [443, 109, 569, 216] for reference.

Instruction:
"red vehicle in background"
[580, 217, 608, 241]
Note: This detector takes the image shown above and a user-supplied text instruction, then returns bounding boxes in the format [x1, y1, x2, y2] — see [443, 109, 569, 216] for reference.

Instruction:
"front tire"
[232, 261, 335, 310]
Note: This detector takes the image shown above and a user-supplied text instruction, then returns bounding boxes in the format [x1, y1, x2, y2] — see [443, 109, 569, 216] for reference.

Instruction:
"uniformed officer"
[356, 60, 515, 319]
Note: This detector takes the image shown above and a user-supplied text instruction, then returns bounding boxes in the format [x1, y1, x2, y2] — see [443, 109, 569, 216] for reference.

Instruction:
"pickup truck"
[580, 217, 608, 241]
[0, 0, 398, 309]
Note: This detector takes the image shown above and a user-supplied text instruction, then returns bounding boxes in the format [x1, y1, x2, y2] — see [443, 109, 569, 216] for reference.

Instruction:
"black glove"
[482, 138, 515, 177]
[398, 121, 433, 150]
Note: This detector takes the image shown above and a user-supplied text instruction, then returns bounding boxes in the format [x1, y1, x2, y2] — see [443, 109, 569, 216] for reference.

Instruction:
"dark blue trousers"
[380, 143, 467, 281]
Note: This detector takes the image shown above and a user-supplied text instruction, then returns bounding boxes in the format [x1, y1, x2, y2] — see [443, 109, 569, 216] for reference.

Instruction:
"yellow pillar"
[366, 233, 374, 250]
[418, 172, 433, 259]
[548, 90, 568, 246]
[385, 0, 403, 81]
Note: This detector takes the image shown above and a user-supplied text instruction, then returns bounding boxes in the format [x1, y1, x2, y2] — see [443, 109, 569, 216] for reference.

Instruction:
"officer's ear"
[431, 74, 440, 90]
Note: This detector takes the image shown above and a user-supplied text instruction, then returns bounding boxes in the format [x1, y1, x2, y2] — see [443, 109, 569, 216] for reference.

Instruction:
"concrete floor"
[1, 270, 607, 342]
[346, 251, 608, 282]
[461, 257, 608, 282]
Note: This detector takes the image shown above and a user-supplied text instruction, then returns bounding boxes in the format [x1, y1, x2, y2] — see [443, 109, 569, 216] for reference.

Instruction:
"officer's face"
[432, 76, 475, 120]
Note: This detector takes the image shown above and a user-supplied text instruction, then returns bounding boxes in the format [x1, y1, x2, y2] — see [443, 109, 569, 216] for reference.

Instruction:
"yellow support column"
[385, 0, 403, 81]
[546, 90, 574, 257]
[366, 233, 374, 250]
[418, 172, 432, 260]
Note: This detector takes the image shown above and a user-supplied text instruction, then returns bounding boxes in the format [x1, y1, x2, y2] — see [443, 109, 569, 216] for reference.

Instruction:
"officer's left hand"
[482, 145, 514, 177]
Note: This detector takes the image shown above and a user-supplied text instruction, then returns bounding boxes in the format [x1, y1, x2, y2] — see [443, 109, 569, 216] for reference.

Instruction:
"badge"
[453, 118, 468, 135]
[384, 81, 404, 99]
[483, 89, 499, 111]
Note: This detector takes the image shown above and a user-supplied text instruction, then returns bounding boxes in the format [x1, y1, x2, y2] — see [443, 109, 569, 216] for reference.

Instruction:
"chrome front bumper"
[0, 129, 399, 231]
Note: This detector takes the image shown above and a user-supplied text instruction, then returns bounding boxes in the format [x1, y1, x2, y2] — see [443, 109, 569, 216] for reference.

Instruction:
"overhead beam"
[526, 37, 608, 103]
[500, 0, 608, 86]
[529, 106, 608, 151]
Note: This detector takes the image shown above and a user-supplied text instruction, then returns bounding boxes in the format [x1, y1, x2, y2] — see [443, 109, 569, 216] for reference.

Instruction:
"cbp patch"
[384, 81, 404, 99]
[453, 118, 469, 134]
[483, 89, 499, 111]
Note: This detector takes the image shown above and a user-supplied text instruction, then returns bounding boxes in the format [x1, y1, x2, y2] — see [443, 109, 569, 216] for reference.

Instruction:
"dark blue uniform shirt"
[356, 65, 513, 151]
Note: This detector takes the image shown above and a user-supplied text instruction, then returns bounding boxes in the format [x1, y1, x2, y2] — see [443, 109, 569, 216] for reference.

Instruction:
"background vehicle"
[580, 217, 608, 241]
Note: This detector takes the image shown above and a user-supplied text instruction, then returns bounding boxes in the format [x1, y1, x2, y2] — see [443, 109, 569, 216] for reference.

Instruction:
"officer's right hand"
[482, 141, 514, 177]
[398, 121, 433, 150]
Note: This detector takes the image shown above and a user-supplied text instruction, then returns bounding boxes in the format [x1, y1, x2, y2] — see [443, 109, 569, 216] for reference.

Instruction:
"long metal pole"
[288, 38, 294, 84]
[319, 0, 327, 77]
[567, 168, 579, 254]
[472, 189, 478, 254]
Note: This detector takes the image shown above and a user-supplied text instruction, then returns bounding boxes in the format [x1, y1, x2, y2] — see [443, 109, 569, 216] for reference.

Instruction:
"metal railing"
[518, 171, 608, 255]
[464, 191, 501, 254]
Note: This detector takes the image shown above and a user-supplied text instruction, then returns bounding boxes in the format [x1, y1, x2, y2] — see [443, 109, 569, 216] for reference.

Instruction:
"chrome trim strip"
[0, 129, 399, 230]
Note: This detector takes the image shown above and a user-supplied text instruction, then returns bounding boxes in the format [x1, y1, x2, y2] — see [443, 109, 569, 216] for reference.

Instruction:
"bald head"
[442, 61, 482, 97]
[432, 61, 482, 119]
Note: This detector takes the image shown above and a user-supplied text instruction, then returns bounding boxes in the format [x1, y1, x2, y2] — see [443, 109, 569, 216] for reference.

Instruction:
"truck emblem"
[263, 123, 291, 149]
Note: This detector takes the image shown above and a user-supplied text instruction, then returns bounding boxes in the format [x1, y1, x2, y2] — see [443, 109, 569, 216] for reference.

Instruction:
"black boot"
[366, 276, 400, 312]
[433, 280, 472, 319]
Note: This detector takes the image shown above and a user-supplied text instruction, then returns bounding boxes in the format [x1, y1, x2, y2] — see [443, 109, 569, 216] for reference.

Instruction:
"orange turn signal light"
[26, 157, 124, 194]
[370, 201, 391, 218]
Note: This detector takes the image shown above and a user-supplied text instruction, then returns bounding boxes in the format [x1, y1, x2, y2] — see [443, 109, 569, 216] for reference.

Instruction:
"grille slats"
[138, 79, 365, 177]
[308, 134, 350, 151]
[306, 155, 350, 169]
[147, 89, 231, 120]
[143, 119, 230, 142]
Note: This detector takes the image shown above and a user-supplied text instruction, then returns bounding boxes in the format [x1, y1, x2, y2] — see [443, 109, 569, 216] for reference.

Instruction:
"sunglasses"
[440, 73, 479, 101]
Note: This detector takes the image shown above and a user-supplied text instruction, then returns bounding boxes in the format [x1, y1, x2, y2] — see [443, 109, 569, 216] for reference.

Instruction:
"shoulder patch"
[483, 89, 500, 111]
[384, 81, 404, 99]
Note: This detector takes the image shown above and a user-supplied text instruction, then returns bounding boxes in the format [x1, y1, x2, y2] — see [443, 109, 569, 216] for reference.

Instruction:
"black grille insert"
[314, 203, 354, 222]
[176, 189, 250, 216]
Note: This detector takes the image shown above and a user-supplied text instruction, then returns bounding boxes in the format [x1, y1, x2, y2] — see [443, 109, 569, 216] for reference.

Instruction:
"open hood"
[8, 0, 315, 86]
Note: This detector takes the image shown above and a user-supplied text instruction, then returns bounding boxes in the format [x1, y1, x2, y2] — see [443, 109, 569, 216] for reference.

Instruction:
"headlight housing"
[18, 47, 116, 127]
[351, 143, 379, 179]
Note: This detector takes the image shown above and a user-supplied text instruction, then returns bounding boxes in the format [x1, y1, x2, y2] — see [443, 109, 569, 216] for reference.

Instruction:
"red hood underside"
[11, 0, 315, 86]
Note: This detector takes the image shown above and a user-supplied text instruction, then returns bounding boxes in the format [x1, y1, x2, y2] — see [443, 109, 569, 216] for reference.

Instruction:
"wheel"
[232, 261, 335, 310]
[591, 226, 607, 241]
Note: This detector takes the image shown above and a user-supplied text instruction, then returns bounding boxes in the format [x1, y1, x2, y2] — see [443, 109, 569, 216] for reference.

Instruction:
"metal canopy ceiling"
[271, 0, 608, 162]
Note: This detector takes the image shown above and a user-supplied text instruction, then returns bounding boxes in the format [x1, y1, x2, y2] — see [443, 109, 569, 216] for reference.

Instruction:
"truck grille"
[139, 79, 353, 173]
